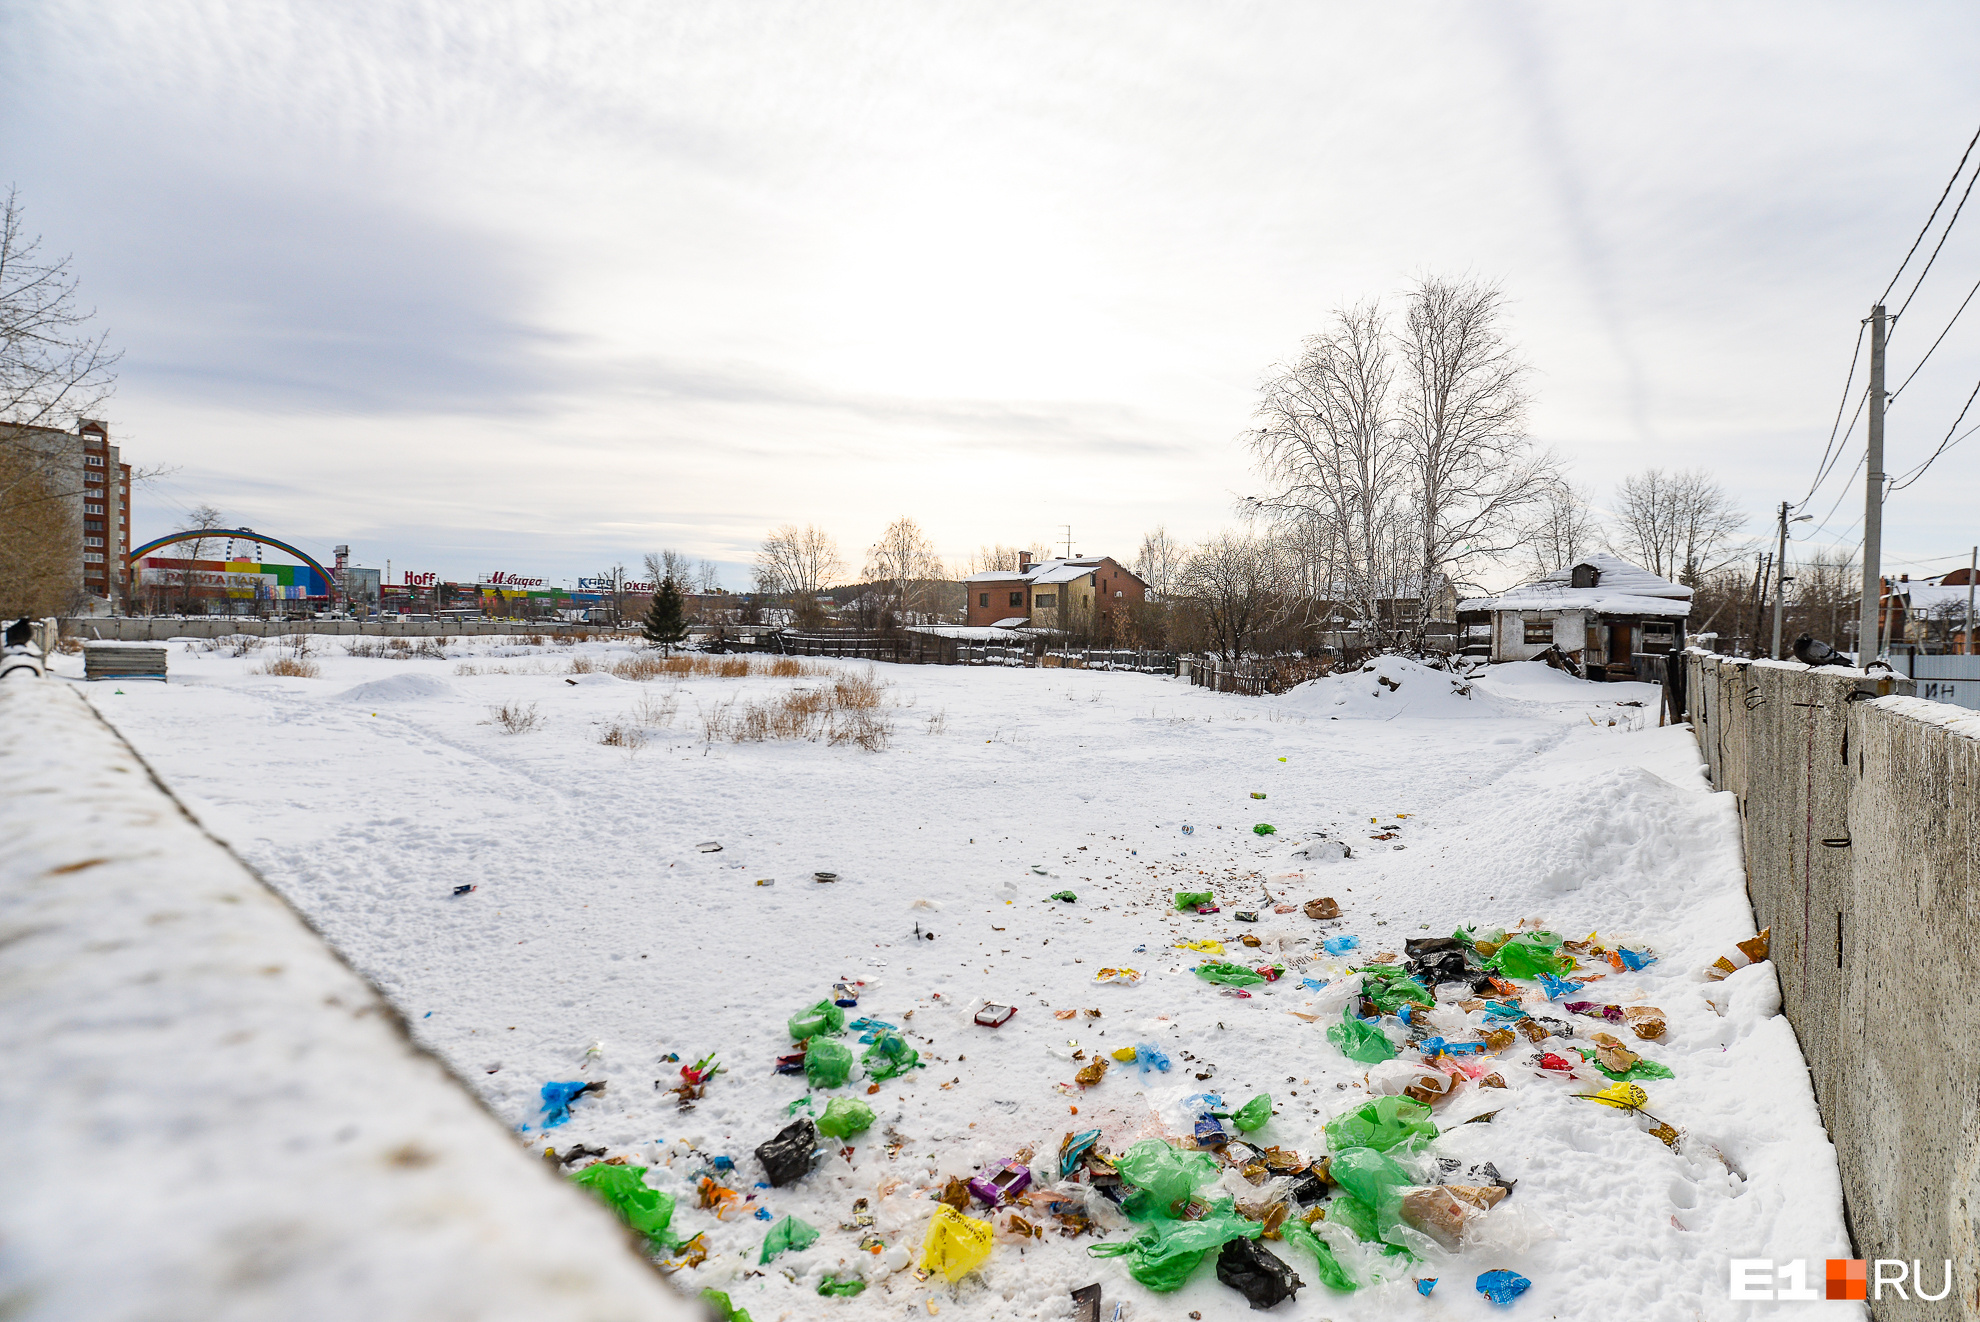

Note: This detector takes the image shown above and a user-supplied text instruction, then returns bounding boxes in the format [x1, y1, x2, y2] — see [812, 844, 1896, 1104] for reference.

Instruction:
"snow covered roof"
[1458, 553, 1692, 618]
[961, 557, 1142, 587]
[991, 616, 1030, 628]
[1894, 581, 1975, 613]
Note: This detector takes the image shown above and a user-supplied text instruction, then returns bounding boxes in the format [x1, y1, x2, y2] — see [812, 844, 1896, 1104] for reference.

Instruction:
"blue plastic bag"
[539, 1080, 591, 1129]
[1417, 1278, 1437, 1297]
[1135, 1043, 1172, 1076]
[1477, 1270, 1532, 1305]
[1538, 973, 1584, 1001]
[1618, 947, 1657, 971]
[1323, 935, 1361, 956]
[1299, 977, 1329, 991]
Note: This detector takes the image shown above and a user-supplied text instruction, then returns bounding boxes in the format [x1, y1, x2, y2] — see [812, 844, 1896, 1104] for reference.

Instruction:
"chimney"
[1018, 551, 1034, 573]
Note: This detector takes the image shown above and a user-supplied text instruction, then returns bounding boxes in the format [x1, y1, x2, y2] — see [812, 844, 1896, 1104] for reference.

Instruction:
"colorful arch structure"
[125, 529, 339, 599]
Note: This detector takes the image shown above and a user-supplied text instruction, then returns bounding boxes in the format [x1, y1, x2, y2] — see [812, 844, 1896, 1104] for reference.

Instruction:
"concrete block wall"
[0, 679, 696, 1322]
[1687, 652, 1980, 1317]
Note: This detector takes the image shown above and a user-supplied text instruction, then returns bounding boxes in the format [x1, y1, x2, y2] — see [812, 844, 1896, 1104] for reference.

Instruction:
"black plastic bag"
[756, 1118, 818, 1187]
[1216, 1236, 1303, 1309]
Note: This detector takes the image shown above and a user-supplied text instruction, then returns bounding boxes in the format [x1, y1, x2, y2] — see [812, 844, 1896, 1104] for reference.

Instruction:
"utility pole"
[1968, 545, 1977, 655]
[1858, 305, 1887, 666]
[1770, 502, 1813, 659]
[1752, 551, 1773, 657]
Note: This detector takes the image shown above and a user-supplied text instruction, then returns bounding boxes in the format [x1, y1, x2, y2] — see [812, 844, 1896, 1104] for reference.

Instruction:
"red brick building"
[962, 554, 1148, 634]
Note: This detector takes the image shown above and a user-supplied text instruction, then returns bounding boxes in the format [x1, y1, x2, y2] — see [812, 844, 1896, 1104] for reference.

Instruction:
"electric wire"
[1879, 119, 1980, 307]
[1891, 149, 1980, 329]
[1889, 270, 1980, 404]
[1798, 321, 1866, 507]
[1890, 405, 1980, 490]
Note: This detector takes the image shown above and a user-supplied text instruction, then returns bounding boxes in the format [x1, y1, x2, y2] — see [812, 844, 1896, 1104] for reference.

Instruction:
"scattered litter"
[1216, 1236, 1303, 1308]
[759, 1213, 820, 1264]
[697, 841, 723, 853]
[755, 877, 775, 887]
[921, 1204, 995, 1281]
[1250, 792, 1267, 800]
[1051, 891, 1078, 902]
[816, 1097, 875, 1138]
[814, 871, 839, 883]
[1304, 897, 1342, 920]
[1417, 1279, 1438, 1296]
[974, 1003, 1017, 1027]
[1132, 1043, 1172, 1076]
[1476, 1269, 1532, 1305]
[1322, 934, 1361, 956]
[756, 1117, 818, 1186]
[969, 1158, 1033, 1204]
[832, 981, 859, 1007]
[1071, 1283, 1103, 1322]
[818, 1275, 866, 1297]
[1252, 824, 1276, 836]
[539, 1079, 603, 1129]
[789, 1000, 846, 1040]
[1707, 927, 1770, 980]
[1174, 891, 1215, 912]
[451, 884, 476, 896]
[805, 1040, 854, 1087]
[1094, 968, 1143, 984]
[1234, 911, 1259, 923]
[569, 1162, 682, 1251]
[1231, 1093, 1272, 1132]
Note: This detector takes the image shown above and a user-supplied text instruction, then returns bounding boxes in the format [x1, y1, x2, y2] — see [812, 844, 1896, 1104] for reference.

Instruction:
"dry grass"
[488, 701, 542, 733]
[699, 667, 892, 751]
[599, 721, 648, 748]
[588, 652, 828, 681]
[347, 636, 451, 660]
[258, 655, 321, 678]
[632, 691, 680, 727]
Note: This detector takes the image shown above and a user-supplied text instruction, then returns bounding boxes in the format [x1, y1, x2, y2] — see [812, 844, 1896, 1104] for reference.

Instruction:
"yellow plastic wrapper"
[1094, 968, 1143, 985]
[1176, 939, 1225, 954]
[1577, 1081, 1649, 1111]
[1111, 1046, 1139, 1062]
[920, 1204, 994, 1282]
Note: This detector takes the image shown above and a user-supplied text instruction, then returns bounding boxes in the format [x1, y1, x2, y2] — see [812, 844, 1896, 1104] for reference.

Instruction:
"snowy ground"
[68, 638, 1855, 1321]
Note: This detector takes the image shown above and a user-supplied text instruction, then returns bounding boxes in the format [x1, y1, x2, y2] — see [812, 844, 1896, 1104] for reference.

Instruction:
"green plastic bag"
[1252, 823, 1276, 836]
[1456, 925, 1508, 956]
[788, 999, 847, 1041]
[1324, 1096, 1437, 1154]
[1195, 961, 1266, 987]
[1232, 1094, 1273, 1133]
[805, 1039, 855, 1088]
[1355, 966, 1433, 1013]
[1281, 1217, 1359, 1292]
[1326, 1008, 1396, 1063]
[1487, 931, 1570, 980]
[1087, 1203, 1261, 1291]
[1329, 1147, 1411, 1237]
[861, 1028, 919, 1081]
[1579, 1050, 1676, 1082]
[701, 1287, 753, 1322]
[1324, 1193, 1381, 1243]
[1115, 1139, 1221, 1220]
[817, 1097, 875, 1138]
[569, 1162, 681, 1251]
[1174, 890, 1214, 911]
[759, 1213, 820, 1264]
[817, 1275, 866, 1297]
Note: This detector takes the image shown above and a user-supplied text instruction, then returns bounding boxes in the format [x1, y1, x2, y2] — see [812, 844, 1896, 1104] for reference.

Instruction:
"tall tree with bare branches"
[1132, 526, 1186, 600]
[1, 187, 120, 432]
[1396, 276, 1549, 623]
[1607, 468, 1747, 583]
[864, 516, 944, 626]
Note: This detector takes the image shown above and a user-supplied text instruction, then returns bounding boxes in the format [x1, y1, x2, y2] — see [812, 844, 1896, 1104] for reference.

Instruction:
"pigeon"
[1793, 634, 1850, 668]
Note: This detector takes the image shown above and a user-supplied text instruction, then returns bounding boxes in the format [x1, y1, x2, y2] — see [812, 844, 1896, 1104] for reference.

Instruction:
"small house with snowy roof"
[1456, 553, 1690, 679]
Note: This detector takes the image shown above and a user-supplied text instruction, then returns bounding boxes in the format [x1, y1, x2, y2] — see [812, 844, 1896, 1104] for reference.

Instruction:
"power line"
[1798, 320, 1866, 507]
[1879, 119, 1980, 306]
[1891, 148, 1980, 329]
[1890, 270, 1980, 403]
[1890, 406, 1980, 490]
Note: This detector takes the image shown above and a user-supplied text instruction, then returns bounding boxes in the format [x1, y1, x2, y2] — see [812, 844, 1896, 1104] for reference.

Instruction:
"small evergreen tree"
[643, 577, 689, 652]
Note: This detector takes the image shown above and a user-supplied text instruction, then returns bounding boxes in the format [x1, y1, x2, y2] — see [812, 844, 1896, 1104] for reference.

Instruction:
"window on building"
[1641, 621, 1677, 650]
[1523, 617, 1553, 645]
[85, 454, 105, 467]
[85, 504, 103, 515]
[1035, 592, 1057, 608]
[1009, 591, 1025, 607]
[979, 593, 989, 608]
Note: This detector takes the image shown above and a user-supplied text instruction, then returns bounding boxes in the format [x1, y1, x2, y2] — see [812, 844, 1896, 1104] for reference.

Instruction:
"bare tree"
[960, 543, 1029, 576]
[1526, 477, 1599, 578]
[1397, 276, 1550, 617]
[643, 549, 694, 590]
[1, 187, 120, 433]
[863, 516, 944, 627]
[1247, 301, 1414, 645]
[1176, 529, 1289, 660]
[755, 525, 844, 598]
[170, 505, 226, 615]
[1133, 526, 1186, 600]
[1607, 469, 1747, 583]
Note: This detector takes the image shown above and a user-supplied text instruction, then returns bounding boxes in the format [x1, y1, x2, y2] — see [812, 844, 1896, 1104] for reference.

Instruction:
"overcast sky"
[7, 2, 1980, 588]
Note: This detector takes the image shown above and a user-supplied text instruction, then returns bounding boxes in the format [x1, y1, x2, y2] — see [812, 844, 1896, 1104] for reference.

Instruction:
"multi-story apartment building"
[2, 418, 129, 611]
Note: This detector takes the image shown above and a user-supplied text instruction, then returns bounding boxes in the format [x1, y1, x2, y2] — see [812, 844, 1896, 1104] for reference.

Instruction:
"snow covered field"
[71, 638, 1855, 1321]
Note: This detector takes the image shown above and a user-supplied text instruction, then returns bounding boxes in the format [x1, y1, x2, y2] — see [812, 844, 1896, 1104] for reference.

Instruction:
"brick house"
[962, 554, 1148, 633]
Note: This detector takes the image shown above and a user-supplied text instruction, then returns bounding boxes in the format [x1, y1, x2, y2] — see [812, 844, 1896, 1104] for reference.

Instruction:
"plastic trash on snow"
[758, 1213, 820, 1264]
[862, 1028, 919, 1079]
[1196, 962, 1267, 987]
[1086, 1204, 1260, 1291]
[804, 1039, 854, 1088]
[920, 1204, 995, 1281]
[1476, 1268, 1533, 1305]
[1232, 1094, 1273, 1133]
[816, 1097, 875, 1137]
[1216, 1235, 1303, 1308]
[1116, 1139, 1220, 1218]
[1324, 1096, 1437, 1154]
[788, 999, 848, 1041]
[538, 1079, 595, 1129]
[700, 1287, 753, 1322]
[569, 1162, 682, 1251]
[1175, 890, 1215, 911]
[1133, 1042, 1173, 1076]
[1326, 1008, 1396, 1064]
[1323, 934, 1361, 956]
[756, 1117, 818, 1186]
[1279, 1217, 1358, 1292]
